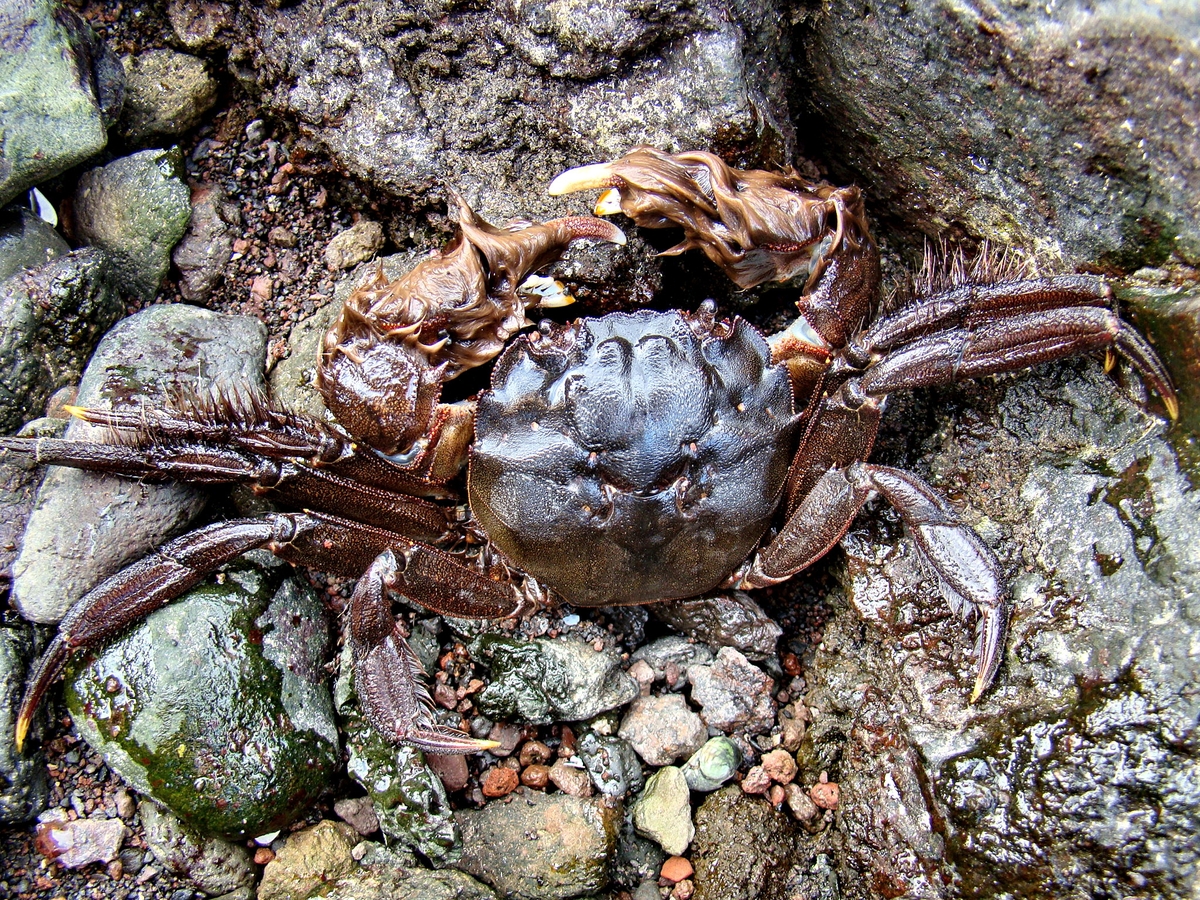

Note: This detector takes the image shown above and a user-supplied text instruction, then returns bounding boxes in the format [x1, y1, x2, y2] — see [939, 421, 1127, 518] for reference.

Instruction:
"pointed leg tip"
[594, 188, 624, 217]
[62, 405, 86, 419]
[14, 715, 29, 753]
[1165, 392, 1180, 422]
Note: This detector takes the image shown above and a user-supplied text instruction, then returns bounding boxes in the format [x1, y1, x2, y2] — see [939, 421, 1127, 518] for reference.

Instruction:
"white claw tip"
[594, 188, 624, 217]
[548, 162, 617, 196]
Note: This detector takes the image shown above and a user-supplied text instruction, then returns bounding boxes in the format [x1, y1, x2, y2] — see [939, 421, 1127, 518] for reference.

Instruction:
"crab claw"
[549, 148, 875, 290]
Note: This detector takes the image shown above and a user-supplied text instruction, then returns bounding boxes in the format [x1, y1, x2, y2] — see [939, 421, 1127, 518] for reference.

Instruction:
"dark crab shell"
[469, 308, 800, 606]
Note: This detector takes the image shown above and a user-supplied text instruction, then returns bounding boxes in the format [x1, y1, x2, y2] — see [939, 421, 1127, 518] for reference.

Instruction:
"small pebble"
[521, 764, 551, 789]
[628, 658, 655, 693]
[768, 784, 786, 806]
[518, 740, 553, 767]
[482, 766, 519, 798]
[487, 722, 523, 757]
[660, 855, 694, 882]
[740, 766, 771, 795]
[548, 759, 594, 797]
[254, 847, 275, 865]
[784, 783, 819, 823]
[810, 780, 840, 810]
[760, 748, 798, 785]
[672, 879, 695, 900]
[427, 753, 471, 793]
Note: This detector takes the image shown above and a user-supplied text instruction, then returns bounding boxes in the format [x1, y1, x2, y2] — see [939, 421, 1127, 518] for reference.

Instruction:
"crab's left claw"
[550, 148, 876, 291]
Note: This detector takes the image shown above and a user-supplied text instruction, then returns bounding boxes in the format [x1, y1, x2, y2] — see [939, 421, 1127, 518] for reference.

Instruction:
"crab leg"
[741, 462, 1007, 701]
[15, 510, 538, 753]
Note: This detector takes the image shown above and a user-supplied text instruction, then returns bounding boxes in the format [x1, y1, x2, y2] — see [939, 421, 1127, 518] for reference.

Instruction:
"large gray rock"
[12, 303, 267, 624]
[65, 559, 339, 837]
[223, 0, 794, 316]
[118, 49, 218, 145]
[0, 206, 69, 284]
[797, 357, 1200, 898]
[797, 0, 1200, 269]
[71, 149, 193, 301]
[0, 621, 48, 823]
[0, 248, 122, 434]
[138, 799, 255, 896]
[455, 790, 621, 899]
[0, 0, 124, 207]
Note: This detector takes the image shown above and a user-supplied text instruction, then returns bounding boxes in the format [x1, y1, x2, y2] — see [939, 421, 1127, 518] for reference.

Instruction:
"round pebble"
[810, 781, 840, 810]
[661, 855, 694, 882]
[482, 766, 520, 798]
[760, 748, 798, 785]
[521, 764, 551, 789]
[740, 766, 771, 795]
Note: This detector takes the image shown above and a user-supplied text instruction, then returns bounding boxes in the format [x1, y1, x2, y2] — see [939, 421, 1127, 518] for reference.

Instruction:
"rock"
[578, 732, 643, 799]
[740, 766, 770, 796]
[229, 0, 792, 261]
[760, 749, 798, 785]
[777, 702, 807, 753]
[64, 559, 339, 836]
[618, 694, 707, 766]
[324, 220, 384, 270]
[632, 766, 693, 858]
[1123, 281, 1200, 440]
[782, 783, 819, 825]
[325, 862, 499, 900]
[167, 0, 236, 51]
[798, 0, 1200, 269]
[455, 790, 620, 899]
[344, 715, 460, 864]
[11, 303, 267, 624]
[630, 637, 714, 689]
[118, 50, 218, 145]
[0, 621, 48, 824]
[138, 800, 254, 896]
[651, 591, 783, 661]
[689, 786, 803, 900]
[258, 820, 358, 900]
[548, 759, 593, 798]
[661, 856, 694, 883]
[0, 0, 123, 208]
[0, 418, 63, 611]
[481, 766, 519, 798]
[34, 808, 126, 869]
[687, 647, 776, 735]
[0, 248, 122, 436]
[71, 149, 193, 301]
[0, 206, 69, 283]
[472, 634, 639, 725]
[681, 737, 741, 793]
[800, 354, 1200, 897]
[809, 780, 839, 811]
[333, 797, 379, 837]
[173, 183, 241, 302]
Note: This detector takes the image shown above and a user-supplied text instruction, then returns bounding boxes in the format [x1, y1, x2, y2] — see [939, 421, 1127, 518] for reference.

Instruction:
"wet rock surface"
[799, 359, 1200, 898]
[71, 149, 194, 301]
[0, 0, 123, 207]
[455, 790, 621, 899]
[118, 49, 218, 145]
[0, 621, 48, 824]
[472, 634, 639, 725]
[0, 207, 70, 284]
[258, 819, 357, 900]
[652, 591, 783, 661]
[172, 181, 241, 302]
[64, 559, 339, 836]
[0, 248, 122, 435]
[12, 303, 267, 624]
[798, 0, 1200, 268]
[138, 799, 254, 896]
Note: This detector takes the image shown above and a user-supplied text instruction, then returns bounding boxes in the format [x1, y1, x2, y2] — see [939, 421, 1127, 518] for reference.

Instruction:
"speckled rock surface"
[137, 799, 254, 896]
[797, 0, 1200, 268]
[0, 621, 47, 824]
[118, 49, 218, 145]
[71, 149, 193, 301]
[455, 790, 621, 899]
[0, 0, 123, 208]
[65, 559, 339, 836]
[258, 820, 358, 900]
[0, 248, 122, 435]
[689, 785, 804, 900]
[796, 358, 1200, 898]
[472, 634, 639, 725]
[11, 303, 267, 624]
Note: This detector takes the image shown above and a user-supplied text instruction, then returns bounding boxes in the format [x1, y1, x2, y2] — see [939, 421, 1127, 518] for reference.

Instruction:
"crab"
[5, 147, 1176, 757]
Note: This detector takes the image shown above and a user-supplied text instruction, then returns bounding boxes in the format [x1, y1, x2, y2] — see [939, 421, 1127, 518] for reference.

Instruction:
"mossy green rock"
[65, 560, 339, 837]
[0, 0, 123, 207]
[71, 149, 192, 301]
